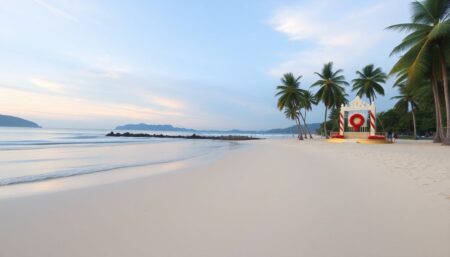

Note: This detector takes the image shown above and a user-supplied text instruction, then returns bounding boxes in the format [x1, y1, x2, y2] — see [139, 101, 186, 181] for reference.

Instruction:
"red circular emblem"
[349, 113, 365, 132]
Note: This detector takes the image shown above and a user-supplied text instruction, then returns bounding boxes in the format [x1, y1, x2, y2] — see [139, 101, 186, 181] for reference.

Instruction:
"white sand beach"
[0, 139, 449, 257]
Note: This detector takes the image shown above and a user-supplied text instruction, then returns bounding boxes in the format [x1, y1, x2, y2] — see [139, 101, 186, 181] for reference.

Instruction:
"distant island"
[115, 123, 321, 134]
[116, 124, 196, 132]
[0, 115, 41, 128]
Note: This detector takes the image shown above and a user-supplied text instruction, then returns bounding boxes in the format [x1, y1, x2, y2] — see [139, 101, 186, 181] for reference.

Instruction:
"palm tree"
[396, 68, 444, 142]
[392, 80, 419, 139]
[283, 104, 303, 140]
[299, 90, 318, 139]
[311, 62, 349, 138]
[276, 73, 306, 140]
[430, 63, 445, 142]
[387, 0, 450, 144]
[391, 46, 446, 142]
[352, 64, 387, 104]
[300, 90, 319, 121]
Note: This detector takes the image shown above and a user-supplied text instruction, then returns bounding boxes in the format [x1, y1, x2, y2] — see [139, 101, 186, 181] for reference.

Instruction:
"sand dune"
[0, 139, 449, 257]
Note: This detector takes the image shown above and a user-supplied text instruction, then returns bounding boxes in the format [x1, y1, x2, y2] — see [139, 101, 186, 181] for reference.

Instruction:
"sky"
[0, 0, 411, 130]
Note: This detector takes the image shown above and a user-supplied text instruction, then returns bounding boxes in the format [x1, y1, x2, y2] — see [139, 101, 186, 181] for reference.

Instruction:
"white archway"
[339, 96, 377, 137]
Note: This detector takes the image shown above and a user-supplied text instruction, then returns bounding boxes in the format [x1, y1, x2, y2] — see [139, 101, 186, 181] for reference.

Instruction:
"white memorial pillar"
[369, 104, 376, 136]
[339, 108, 345, 136]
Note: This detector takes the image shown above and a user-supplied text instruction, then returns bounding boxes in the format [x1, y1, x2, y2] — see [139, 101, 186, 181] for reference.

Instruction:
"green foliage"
[352, 64, 387, 103]
[377, 108, 436, 136]
[311, 62, 349, 109]
[316, 108, 341, 135]
[277, 0, 450, 139]
[276, 73, 305, 111]
[311, 62, 349, 137]
[276, 73, 309, 139]
[283, 104, 299, 121]
[387, 0, 450, 142]
[392, 76, 419, 113]
[299, 90, 318, 111]
[387, 0, 450, 84]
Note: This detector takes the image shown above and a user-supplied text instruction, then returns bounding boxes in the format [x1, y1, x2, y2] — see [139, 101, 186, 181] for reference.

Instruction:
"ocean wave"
[0, 139, 172, 151]
[0, 129, 235, 187]
[60, 135, 102, 139]
[0, 155, 203, 186]
[0, 139, 150, 146]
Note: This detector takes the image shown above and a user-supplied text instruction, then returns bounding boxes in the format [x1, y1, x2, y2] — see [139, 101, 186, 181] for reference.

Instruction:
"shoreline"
[0, 139, 449, 257]
[0, 140, 245, 199]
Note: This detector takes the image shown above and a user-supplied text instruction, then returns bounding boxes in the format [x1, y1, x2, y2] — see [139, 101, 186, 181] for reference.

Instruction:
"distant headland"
[115, 123, 321, 134]
[0, 115, 41, 128]
[116, 124, 195, 132]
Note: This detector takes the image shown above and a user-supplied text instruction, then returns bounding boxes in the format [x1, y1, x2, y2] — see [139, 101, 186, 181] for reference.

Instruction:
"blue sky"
[0, 0, 410, 129]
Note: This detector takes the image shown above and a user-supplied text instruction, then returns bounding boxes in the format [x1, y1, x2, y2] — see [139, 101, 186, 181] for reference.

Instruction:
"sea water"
[0, 128, 248, 197]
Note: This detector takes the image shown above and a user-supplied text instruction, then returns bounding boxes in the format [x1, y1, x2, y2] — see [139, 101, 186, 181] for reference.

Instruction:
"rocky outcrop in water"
[106, 132, 261, 141]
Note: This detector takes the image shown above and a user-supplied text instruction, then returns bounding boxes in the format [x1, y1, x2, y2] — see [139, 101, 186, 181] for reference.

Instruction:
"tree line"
[275, 0, 450, 145]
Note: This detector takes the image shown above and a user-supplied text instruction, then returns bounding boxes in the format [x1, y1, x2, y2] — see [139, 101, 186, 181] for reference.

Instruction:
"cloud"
[270, 1, 336, 45]
[30, 78, 66, 93]
[144, 95, 185, 110]
[32, 0, 79, 23]
[270, 1, 389, 46]
[268, 0, 407, 78]
[68, 54, 134, 79]
[0, 87, 183, 125]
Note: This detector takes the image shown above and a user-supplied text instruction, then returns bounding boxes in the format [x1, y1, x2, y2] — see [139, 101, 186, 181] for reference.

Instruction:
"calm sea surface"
[0, 128, 234, 185]
[0, 128, 290, 197]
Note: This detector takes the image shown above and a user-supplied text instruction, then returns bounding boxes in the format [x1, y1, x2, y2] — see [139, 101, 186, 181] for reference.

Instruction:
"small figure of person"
[387, 130, 393, 143]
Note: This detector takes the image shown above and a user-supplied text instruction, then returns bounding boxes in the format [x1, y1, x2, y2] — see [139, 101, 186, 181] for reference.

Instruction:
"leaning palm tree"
[387, 0, 450, 144]
[298, 90, 318, 138]
[276, 73, 305, 109]
[276, 73, 306, 140]
[311, 62, 349, 138]
[300, 90, 319, 121]
[352, 64, 387, 104]
[392, 80, 419, 139]
[283, 104, 303, 140]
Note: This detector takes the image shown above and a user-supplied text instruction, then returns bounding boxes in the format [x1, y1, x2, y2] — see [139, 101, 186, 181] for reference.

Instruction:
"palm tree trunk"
[299, 121, 307, 139]
[294, 118, 300, 140]
[411, 105, 417, 140]
[439, 45, 450, 144]
[299, 114, 308, 138]
[304, 109, 310, 137]
[304, 109, 313, 139]
[431, 73, 444, 142]
[323, 106, 329, 139]
[295, 117, 303, 140]
[299, 111, 313, 139]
